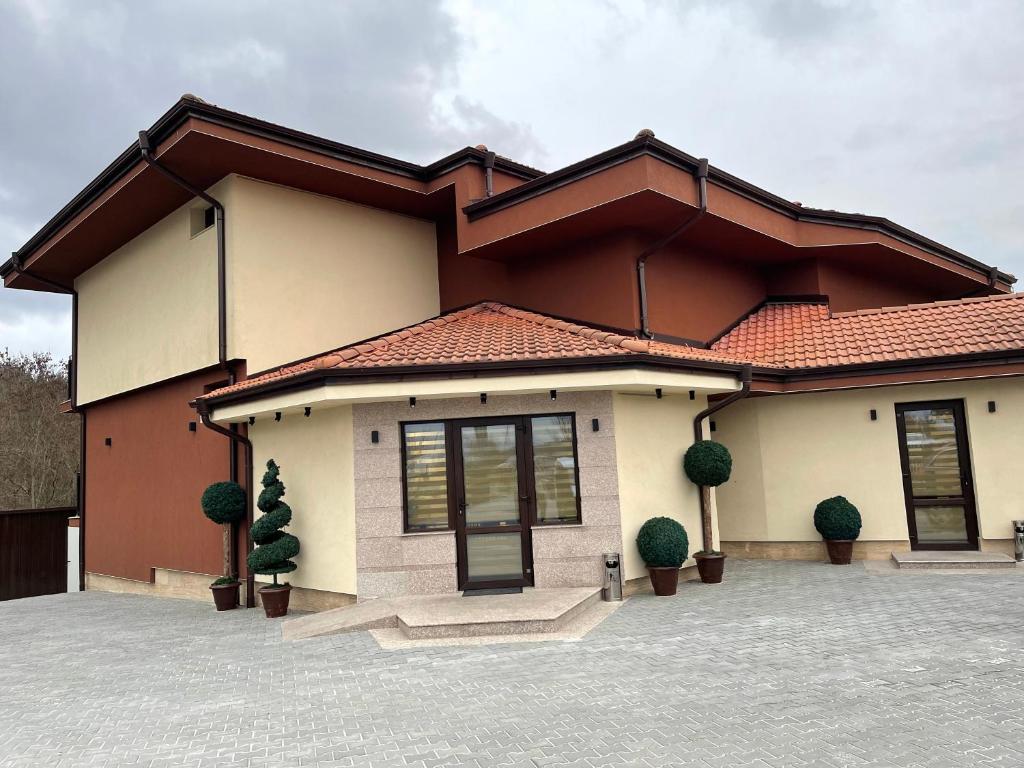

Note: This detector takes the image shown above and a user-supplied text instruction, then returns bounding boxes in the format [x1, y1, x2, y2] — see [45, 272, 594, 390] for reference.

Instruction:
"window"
[530, 415, 581, 524]
[402, 422, 449, 530]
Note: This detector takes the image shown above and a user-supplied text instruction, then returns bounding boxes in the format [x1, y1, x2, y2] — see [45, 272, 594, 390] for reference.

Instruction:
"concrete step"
[891, 551, 1018, 569]
[282, 599, 398, 641]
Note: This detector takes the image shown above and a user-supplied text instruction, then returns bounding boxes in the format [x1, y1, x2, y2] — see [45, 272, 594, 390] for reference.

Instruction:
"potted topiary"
[200, 480, 246, 610]
[636, 516, 689, 596]
[248, 459, 300, 618]
[683, 440, 732, 583]
[814, 495, 862, 564]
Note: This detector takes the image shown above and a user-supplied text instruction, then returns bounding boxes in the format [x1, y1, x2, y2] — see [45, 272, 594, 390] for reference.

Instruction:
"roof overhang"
[203, 365, 743, 423]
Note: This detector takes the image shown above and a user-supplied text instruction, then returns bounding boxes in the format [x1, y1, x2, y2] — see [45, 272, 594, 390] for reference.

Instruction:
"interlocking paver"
[1, 561, 1022, 767]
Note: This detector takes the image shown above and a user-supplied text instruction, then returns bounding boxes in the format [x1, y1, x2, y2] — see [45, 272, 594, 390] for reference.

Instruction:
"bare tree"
[0, 350, 79, 510]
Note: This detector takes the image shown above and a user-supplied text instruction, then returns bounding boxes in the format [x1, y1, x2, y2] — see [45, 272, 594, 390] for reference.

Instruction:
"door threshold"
[462, 586, 524, 597]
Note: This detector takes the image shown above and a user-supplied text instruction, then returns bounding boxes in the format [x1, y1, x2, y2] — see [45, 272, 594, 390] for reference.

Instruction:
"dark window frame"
[399, 412, 583, 533]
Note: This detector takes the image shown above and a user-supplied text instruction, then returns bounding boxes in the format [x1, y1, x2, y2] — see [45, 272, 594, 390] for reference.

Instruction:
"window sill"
[402, 529, 454, 537]
[532, 522, 584, 530]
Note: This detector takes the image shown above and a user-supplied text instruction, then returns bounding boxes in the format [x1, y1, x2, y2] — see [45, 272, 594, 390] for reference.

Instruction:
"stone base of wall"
[979, 538, 1015, 556]
[721, 540, 912, 561]
[87, 570, 355, 612]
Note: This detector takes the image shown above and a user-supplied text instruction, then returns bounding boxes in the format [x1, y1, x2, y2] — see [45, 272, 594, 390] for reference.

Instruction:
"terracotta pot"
[210, 582, 239, 611]
[259, 584, 292, 618]
[647, 566, 680, 596]
[694, 553, 727, 584]
[825, 539, 854, 565]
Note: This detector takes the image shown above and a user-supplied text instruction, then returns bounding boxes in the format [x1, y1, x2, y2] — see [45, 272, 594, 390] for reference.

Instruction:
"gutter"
[692, 363, 752, 553]
[8, 254, 85, 592]
[637, 157, 709, 338]
[138, 130, 253, 607]
[195, 400, 256, 608]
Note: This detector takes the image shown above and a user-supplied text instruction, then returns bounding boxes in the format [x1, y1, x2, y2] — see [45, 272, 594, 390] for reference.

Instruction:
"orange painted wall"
[84, 370, 234, 582]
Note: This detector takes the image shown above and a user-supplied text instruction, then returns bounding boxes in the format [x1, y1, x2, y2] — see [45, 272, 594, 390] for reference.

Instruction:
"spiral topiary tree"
[683, 440, 733, 554]
[636, 517, 689, 568]
[247, 459, 300, 587]
[813, 496, 862, 541]
[201, 481, 246, 579]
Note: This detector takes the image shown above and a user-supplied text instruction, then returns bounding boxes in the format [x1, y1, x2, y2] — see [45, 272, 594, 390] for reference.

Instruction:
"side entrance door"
[895, 400, 979, 550]
[453, 417, 535, 590]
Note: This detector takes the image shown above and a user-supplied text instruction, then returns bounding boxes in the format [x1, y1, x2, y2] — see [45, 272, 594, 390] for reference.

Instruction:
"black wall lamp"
[592, 418, 600, 432]
[304, 407, 311, 417]
[870, 409, 877, 421]
[188, 421, 197, 432]
[371, 430, 380, 444]
[409, 397, 416, 408]
[480, 393, 488, 404]
[104, 437, 112, 446]
[550, 389, 557, 400]
[988, 401, 997, 413]
[655, 388, 663, 399]
[274, 412, 282, 422]
[248, 416, 255, 426]
[689, 390, 695, 400]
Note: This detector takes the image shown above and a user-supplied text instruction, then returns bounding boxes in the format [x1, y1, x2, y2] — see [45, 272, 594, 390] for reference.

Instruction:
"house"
[3, 95, 1020, 611]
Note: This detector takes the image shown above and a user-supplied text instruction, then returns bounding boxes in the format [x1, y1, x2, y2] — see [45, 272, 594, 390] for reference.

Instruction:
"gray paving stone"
[1, 561, 1023, 767]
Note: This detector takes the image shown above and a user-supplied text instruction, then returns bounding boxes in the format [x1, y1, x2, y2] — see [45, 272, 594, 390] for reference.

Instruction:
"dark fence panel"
[0, 507, 76, 601]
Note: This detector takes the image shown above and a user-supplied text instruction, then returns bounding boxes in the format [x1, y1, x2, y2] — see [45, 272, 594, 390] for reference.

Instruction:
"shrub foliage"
[636, 516, 689, 568]
[247, 460, 300, 584]
[683, 440, 732, 488]
[200, 481, 246, 525]
[813, 495, 862, 541]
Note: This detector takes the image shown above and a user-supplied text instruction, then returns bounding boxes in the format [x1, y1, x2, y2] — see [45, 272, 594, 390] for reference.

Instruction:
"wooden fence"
[0, 507, 76, 601]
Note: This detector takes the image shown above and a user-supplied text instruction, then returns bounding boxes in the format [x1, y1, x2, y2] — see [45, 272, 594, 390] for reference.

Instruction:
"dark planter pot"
[647, 566, 680, 596]
[210, 582, 239, 611]
[694, 553, 727, 584]
[259, 584, 292, 618]
[825, 539, 854, 565]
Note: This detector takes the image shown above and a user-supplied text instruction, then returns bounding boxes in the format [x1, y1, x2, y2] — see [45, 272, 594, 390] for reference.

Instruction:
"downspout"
[138, 131, 253, 606]
[484, 150, 496, 198]
[195, 400, 256, 608]
[959, 266, 999, 299]
[637, 158, 709, 338]
[692, 363, 753, 553]
[9, 253, 84, 591]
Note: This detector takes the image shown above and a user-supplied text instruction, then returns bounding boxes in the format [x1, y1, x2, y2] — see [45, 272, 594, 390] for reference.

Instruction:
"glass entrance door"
[453, 418, 534, 589]
[895, 400, 979, 550]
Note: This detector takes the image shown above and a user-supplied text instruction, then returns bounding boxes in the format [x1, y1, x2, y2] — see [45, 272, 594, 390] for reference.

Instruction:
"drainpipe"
[139, 131, 253, 605]
[195, 400, 256, 608]
[692, 363, 753, 553]
[9, 253, 84, 591]
[637, 158, 709, 338]
[959, 266, 999, 299]
[484, 150, 496, 198]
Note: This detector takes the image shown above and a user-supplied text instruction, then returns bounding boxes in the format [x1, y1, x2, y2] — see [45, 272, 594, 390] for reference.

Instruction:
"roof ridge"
[832, 292, 1023, 318]
[486, 302, 651, 353]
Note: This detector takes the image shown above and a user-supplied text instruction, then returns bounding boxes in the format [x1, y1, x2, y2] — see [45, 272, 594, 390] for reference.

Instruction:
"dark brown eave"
[196, 354, 749, 412]
[1, 96, 542, 282]
[462, 134, 1015, 287]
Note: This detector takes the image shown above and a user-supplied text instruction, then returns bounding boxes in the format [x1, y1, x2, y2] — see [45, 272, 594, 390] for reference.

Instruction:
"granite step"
[891, 550, 1018, 569]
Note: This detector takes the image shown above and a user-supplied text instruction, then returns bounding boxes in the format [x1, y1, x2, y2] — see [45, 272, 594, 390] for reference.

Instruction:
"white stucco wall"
[715, 376, 1024, 545]
[249, 405, 357, 595]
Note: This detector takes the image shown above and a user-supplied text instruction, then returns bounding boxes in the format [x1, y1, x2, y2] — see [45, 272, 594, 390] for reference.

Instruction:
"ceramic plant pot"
[210, 582, 239, 611]
[694, 552, 727, 584]
[647, 566, 680, 596]
[259, 584, 292, 618]
[825, 540, 854, 565]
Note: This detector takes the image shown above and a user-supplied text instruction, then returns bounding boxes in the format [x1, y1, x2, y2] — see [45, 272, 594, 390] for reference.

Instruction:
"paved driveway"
[1, 560, 1022, 768]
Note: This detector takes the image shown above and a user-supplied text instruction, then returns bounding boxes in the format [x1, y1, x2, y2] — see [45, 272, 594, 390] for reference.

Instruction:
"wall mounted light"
[104, 437, 112, 446]
[870, 409, 877, 421]
[188, 421, 197, 432]
[689, 390, 695, 400]
[480, 393, 488, 405]
[304, 407, 311, 417]
[409, 397, 416, 408]
[371, 430, 379, 444]
[248, 416, 255, 426]
[710, 420, 717, 432]
[591, 418, 600, 432]
[550, 389, 557, 400]
[274, 412, 282, 422]
[655, 388, 663, 399]
[988, 401, 997, 413]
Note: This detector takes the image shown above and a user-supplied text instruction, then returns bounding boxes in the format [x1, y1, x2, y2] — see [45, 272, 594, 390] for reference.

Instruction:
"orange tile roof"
[204, 302, 749, 399]
[204, 294, 1024, 402]
[711, 293, 1024, 368]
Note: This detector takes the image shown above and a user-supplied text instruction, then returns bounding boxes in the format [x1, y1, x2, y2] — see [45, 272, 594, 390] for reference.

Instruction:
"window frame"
[398, 412, 583, 533]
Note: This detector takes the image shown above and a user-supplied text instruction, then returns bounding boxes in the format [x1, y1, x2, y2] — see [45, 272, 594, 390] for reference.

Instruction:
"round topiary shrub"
[636, 517, 689, 568]
[813, 496, 862, 541]
[247, 460, 300, 586]
[201, 481, 246, 525]
[683, 440, 733, 488]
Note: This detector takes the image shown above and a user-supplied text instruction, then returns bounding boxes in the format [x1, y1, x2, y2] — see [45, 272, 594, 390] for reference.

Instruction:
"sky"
[1, 0, 1021, 360]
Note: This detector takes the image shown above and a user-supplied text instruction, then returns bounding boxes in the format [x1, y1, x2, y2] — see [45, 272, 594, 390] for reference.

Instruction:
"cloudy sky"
[1, 0, 1021, 360]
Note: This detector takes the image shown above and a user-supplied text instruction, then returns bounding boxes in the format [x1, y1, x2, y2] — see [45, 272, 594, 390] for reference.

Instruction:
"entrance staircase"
[891, 551, 1017, 569]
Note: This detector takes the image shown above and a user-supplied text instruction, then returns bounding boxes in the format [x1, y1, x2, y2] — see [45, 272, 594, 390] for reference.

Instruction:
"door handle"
[458, 502, 466, 516]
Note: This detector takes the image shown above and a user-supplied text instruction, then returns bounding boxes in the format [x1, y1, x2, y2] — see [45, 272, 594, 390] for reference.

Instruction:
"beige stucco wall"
[223, 176, 439, 375]
[613, 392, 713, 581]
[249, 405, 357, 596]
[76, 198, 219, 404]
[715, 376, 1024, 545]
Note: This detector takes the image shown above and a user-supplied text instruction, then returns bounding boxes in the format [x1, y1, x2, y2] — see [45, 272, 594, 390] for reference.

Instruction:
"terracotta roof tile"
[712, 293, 1024, 368]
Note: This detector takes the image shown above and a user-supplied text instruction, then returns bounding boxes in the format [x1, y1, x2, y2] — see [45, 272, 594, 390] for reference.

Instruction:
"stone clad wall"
[352, 391, 621, 599]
